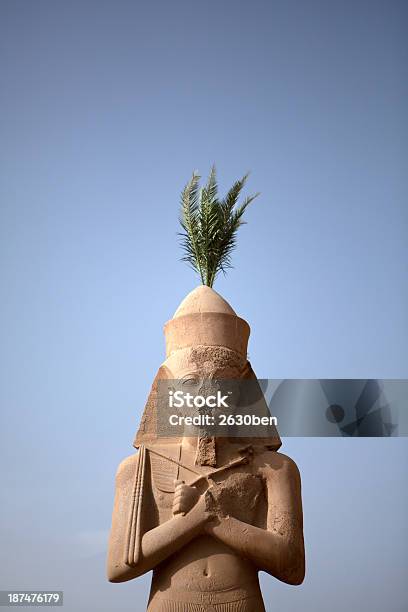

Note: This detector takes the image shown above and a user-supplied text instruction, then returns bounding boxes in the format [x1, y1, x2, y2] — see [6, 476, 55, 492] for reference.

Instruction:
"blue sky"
[0, 1, 407, 611]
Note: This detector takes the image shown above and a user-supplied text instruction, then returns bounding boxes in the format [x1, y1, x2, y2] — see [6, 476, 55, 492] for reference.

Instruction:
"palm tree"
[179, 166, 259, 287]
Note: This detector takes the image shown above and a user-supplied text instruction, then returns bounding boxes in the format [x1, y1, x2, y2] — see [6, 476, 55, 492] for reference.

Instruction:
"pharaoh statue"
[107, 285, 305, 611]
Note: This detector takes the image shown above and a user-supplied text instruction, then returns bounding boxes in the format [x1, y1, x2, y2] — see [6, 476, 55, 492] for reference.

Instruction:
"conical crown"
[164, 286, 250, 358]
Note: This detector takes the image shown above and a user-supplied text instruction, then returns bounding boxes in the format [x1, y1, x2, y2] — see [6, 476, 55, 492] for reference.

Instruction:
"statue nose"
[199, 378, 219, 395]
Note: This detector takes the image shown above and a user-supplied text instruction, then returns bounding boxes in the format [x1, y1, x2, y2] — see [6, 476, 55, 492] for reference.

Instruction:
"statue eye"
[182, 377, 199, 387]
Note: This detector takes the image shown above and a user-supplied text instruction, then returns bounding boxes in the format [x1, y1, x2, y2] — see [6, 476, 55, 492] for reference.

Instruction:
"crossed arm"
[107, 452, 305, 585]
[204, 458, 305, 584]
[107, 455, 211, 582]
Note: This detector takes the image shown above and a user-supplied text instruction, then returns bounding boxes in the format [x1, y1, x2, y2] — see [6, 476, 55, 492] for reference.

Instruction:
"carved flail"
[123, 443, 256, 554]
[124, 444, 147, 567]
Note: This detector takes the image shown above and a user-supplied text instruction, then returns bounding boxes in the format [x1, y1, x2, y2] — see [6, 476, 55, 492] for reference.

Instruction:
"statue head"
[134, 286, 280, 450]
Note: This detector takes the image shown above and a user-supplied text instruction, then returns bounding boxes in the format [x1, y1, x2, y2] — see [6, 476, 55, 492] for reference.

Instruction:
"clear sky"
[0, 1, 407, 611]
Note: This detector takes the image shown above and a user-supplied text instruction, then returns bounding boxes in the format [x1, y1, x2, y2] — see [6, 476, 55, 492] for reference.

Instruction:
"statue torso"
[146, 442, 268, 601]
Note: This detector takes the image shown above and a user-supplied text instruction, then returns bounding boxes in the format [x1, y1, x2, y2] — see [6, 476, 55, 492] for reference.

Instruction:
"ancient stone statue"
[107, 286, 305, 611]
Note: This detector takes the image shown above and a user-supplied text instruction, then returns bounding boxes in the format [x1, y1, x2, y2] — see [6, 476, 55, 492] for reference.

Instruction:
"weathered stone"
[107, 286, 305, 611]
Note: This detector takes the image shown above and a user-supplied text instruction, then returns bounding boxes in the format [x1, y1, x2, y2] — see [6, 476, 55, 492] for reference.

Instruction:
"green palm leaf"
[179, 166, 259, 287]
[179, 172, 203, 282]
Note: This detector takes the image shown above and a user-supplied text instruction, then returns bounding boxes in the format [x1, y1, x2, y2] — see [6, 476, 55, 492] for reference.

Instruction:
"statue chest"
[208, 472, 265, 524]
[148, 446, 266, 524]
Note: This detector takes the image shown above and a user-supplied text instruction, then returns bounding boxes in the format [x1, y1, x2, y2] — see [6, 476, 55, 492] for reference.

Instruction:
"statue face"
[163, 346, 246, 437]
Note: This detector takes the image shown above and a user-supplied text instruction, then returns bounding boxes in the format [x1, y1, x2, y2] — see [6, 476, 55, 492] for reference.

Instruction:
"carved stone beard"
[193, 367, 217, 467]
[187, 350, 246, 468]
[195, 432, 217, 467]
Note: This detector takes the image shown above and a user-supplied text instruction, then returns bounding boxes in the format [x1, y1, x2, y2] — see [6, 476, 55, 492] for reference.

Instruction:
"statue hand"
[172, 480, 200, 516]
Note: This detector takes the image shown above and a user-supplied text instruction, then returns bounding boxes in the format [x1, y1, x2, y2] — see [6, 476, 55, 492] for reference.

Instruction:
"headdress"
[134, 286, 281, 451]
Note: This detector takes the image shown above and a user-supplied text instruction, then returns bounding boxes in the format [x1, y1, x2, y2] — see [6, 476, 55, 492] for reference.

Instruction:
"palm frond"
[179, 167, 259, 287]
[199, 165, 219, 285]
[179, 172, 203, 282]
[219, 173, 249, 223]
